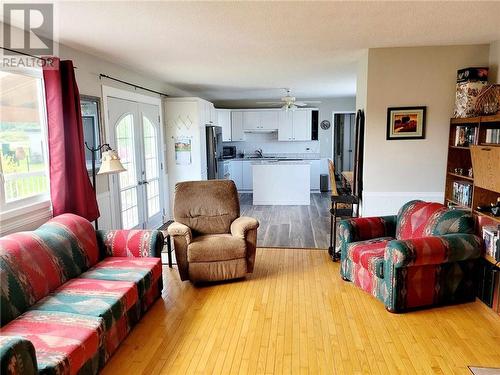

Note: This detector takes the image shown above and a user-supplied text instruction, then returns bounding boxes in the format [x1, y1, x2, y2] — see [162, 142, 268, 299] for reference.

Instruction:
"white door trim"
[101, 85, 166, 229]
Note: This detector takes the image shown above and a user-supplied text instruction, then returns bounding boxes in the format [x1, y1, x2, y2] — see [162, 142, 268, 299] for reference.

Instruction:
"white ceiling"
[23, 2, 500, 100]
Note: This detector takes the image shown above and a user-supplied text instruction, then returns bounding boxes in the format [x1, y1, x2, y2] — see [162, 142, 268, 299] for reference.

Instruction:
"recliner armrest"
[167, 222, 192, 244]
[230, 216, 259, 239]
[386, 233, 482, 268]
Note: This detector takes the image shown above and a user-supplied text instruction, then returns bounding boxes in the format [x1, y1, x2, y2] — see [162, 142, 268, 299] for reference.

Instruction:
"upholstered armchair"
[168, 180, 259, 283]
[338, 200, 482, 312]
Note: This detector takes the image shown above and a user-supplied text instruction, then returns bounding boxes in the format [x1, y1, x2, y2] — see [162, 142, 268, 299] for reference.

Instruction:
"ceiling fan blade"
[256, 101, 283, 104]
[302, 100, 322, 104]
[294, 102, 308, 107]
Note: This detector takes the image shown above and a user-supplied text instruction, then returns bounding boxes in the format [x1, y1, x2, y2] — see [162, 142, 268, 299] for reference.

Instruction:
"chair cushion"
[30, 278, 138, 331]
[79, 257, 162, 298]
[0, 310, 104, 375]
[348, 237, 392, 278]
[188, 234, 246, 262]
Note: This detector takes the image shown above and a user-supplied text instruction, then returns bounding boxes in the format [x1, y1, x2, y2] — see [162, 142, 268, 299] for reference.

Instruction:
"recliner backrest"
[173, 180, 240, 236]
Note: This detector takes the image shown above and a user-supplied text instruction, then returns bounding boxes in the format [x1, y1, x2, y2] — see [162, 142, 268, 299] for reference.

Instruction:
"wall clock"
[320, 120, 331, 130]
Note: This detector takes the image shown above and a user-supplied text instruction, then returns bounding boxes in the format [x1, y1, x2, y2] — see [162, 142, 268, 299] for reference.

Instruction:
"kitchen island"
[252, 161, 311, 205]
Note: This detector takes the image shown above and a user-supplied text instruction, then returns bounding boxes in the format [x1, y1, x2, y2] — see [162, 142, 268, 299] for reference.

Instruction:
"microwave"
[222, 146, 236, 159]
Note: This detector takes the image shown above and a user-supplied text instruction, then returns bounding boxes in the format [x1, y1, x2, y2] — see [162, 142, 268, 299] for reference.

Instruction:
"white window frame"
[0, 67, 52, 228]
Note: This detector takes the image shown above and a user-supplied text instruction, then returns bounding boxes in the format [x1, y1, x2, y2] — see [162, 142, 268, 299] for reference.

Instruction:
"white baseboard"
[361, 191, 444, 217]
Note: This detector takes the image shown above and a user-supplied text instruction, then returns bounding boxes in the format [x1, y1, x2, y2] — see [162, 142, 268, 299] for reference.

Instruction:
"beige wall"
[57, 43, 191, 195]
[362, 44, 490, 215]
[489, 40, 500, 84]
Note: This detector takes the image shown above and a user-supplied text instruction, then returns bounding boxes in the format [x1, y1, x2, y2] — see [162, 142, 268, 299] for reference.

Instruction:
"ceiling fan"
[257, 89, 321, 110]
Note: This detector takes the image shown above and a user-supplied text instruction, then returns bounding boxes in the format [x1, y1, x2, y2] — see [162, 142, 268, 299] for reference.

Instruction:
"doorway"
[104, 89, 165, 230]
[332, 112, 355, 178]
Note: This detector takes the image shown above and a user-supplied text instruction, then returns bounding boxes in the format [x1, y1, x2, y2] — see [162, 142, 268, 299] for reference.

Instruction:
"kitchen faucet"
[255, 148, 263, 158]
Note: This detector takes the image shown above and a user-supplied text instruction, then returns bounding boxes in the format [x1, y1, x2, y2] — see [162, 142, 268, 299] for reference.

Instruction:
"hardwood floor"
[102, 249, 500, 375]
[239, 193, 331, 249]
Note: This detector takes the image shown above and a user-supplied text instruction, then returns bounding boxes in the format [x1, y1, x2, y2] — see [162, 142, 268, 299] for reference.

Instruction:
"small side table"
[158, 220, 175, 268]
[328, 195, 358, 262]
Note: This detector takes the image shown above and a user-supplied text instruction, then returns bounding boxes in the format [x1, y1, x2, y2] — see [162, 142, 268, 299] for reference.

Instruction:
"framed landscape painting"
[386, 106, 426, 140]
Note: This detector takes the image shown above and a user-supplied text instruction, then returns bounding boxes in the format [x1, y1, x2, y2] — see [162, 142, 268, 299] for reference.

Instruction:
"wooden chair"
[327, 159, 357, 261]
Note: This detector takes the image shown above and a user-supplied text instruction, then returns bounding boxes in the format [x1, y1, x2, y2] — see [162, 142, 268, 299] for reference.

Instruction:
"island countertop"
[252, 162, 311, 205]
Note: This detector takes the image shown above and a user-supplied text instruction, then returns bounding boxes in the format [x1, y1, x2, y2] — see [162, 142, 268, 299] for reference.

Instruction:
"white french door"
[107, 96, 163, 229]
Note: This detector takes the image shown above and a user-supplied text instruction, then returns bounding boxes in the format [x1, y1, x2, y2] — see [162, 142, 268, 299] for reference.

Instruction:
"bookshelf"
[444, 114, 500, 266]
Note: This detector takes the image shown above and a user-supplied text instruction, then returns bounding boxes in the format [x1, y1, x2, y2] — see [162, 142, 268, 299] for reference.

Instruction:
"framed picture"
[386, 106, 426, 140]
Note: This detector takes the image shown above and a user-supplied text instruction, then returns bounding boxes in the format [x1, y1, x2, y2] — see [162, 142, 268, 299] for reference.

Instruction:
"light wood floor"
[239, 193, 331, 249]
[102, 249, 500, 375]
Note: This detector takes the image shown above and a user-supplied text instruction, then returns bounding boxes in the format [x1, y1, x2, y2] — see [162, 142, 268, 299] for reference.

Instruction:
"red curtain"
[43, 58, 100, 221]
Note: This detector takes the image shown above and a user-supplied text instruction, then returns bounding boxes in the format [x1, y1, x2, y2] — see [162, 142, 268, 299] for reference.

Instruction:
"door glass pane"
[116, 114, 138, 228]
[0, 71, 49, 204]
[143, 116, 160, 217]
[142, 116, 158, 180]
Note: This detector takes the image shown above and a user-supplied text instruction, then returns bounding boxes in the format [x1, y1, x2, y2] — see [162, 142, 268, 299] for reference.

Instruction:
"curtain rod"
[0, 47, 77, 68]
[99, 74, 169, 97]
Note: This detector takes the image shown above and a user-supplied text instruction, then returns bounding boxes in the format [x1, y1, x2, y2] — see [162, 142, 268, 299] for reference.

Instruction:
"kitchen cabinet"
[231, 111, 245, 141]
[292, 110, 312, 141]
[243, 110, 279, 131]
[309, 159, 320, 191]
[278, 111, 293, 141]
[216, 109, 232, 141]
[229, 160, 243, 190]
[278, 109, 312, 141]
[260, 111, 279, 130]
[241, 161, 253, 191]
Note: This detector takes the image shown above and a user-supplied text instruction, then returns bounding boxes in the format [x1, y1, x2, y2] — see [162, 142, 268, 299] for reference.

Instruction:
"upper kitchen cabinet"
[292, 110, 312, 141]
[216, 109, 232, 142]
[260, 111, 279, 130]
[278, 109, 312, 141]
[231, 111, 245, 141]
[243, 110, 279, 131]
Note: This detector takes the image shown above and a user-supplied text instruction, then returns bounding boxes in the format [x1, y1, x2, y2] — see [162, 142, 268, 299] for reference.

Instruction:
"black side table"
[328, 195, 358, 262]
[158, 220, 175, 268]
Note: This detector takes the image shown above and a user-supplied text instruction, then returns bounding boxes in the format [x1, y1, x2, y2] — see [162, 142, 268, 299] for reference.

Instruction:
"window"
[81, 95, 103, 171]
[0, 69, 50, 214]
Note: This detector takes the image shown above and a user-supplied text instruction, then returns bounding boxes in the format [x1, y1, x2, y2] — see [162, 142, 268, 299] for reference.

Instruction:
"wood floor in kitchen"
[239, 193, 331, 249]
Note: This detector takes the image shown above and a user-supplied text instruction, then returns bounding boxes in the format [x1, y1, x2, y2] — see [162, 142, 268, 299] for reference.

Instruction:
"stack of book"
[485, 128, 500, 144]
[483, 225, 500, 261]
[454, 125, 477, 146]
[452, 181, 473, 207]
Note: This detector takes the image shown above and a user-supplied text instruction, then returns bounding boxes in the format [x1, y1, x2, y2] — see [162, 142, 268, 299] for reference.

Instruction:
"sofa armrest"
[385, 233, 482, 268]
[0, 336, 37, 375]
[96, 230, 164, 258]
[230, 216, 259, 239]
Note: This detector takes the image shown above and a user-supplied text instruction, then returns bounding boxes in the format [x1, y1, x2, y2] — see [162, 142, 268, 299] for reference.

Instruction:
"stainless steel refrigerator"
[206, 125, 223, 179]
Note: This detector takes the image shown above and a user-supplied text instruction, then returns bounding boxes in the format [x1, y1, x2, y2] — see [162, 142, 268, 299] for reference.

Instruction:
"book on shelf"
[454, 125, 477, 147]
[485, 128, 500, 144]
[451, 181, 473, 207]
[482, 225, 500, 261]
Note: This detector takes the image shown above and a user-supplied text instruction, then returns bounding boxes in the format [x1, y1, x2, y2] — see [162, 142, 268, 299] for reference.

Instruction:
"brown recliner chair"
[167, 180, 259, 282]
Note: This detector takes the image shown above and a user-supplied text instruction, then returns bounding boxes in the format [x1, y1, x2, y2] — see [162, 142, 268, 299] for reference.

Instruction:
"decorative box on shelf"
[453, 67, 489, 119]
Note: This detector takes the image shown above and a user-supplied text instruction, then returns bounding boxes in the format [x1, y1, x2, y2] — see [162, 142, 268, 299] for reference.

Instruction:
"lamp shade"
[97, 149, 126, 175]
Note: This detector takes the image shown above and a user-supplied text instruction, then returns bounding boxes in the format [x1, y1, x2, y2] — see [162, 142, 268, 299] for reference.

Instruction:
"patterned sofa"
[0, 214, 164, 375]
[339, 200, 482, 312]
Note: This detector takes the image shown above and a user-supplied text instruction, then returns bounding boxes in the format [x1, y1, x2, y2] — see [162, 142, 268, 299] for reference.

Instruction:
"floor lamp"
[85, 142, 126, 229]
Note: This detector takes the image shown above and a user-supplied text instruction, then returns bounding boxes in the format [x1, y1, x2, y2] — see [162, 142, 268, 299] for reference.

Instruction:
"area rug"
[469, 367, 500, 375]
